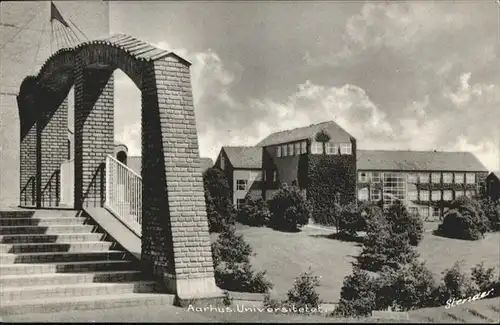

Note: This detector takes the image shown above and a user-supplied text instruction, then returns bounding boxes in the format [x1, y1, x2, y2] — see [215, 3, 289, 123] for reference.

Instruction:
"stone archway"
[17, 34, 220, 302]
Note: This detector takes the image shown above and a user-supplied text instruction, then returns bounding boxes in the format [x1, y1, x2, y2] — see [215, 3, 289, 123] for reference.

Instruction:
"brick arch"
[17, 33, 221, 303]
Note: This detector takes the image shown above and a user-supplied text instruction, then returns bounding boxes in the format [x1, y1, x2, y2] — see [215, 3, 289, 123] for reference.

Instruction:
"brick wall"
[19, 117, 37, 207]
[39, 99, 68, 207]
[74, 67, 114, 209]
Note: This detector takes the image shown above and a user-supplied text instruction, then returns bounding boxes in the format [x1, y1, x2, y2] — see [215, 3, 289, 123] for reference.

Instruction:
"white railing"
[105, 154, 142, 236]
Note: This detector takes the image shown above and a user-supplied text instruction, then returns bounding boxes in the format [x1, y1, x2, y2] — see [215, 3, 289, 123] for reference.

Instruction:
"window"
[371, 189, 381, 201]
[431, 173, 441, 184]
[466, 173, 475, 184]
[340, 143, 352, 155]
[443, 173, 453, 183]
[294, 142, 301, 155]
[236, 199, 246, 209]
[276, 146, 282, 158]
[359, 172, 368, 182]
[358, 188, 369, 201]
[419, 173, 429, 183]
[455, 190, 465, 198]
[432, 190, 441, 201]
[220, 155, 225, 170]
[408, 207, 418, 215]
[408, 191, 418, 201]
[419, 190, 429, 201]
[382, 172, 406, 208]
[407, 173, 418, 183]
[443, 190, 452, 201]
[466, 190, 475, 198]
[432, 207, 440, 218]
[454, 173, 464, 184]
[420, 207, 429, 218]
[273, 171, 277, 182]
[310, 141, 323, 154]
[236, 179, 247, 191]
[301, 141, 307, 154]
[288, 143, 294, 156]
[282, 144, 288, 157]
[372, 172, 381, 183]
[326, 142, 338, 155]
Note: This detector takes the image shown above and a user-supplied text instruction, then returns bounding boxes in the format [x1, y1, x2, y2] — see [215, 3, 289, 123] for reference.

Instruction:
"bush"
[433, 260, 475, 306]
[311, 202, 341, 227]
[203, 168, 236, 233]
[285, 268, 322, 310]
[337, 202, 365, 236]
[437, 197, 490, 240]
[236, 197, 271, 227]
[268, 183, 312, 231]
[480, 197, 500, 232]
[375, 262, 438, 311]
[212, 226, 273, 293]
[470, 262, 496, 292]
[332, 267, 377, 317]
[385, 201, 424, 246]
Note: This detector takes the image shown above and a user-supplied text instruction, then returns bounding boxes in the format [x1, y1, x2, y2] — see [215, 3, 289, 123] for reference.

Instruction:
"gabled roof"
[488, 171, 500, 179]
[357, 150, 488, 172]
[256, 120, 353, 147]
[222, 146, 262, 169]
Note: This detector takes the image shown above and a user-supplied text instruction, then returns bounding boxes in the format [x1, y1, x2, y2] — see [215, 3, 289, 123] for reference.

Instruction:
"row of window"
[358, 188, 475, 201]
[408, 206, 444, 218]
[358, 171, 476, 184]
[276, 141, 353, 158]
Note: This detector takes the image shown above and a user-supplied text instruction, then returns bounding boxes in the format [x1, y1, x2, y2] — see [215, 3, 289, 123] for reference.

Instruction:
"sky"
[108, 1, 500, 171]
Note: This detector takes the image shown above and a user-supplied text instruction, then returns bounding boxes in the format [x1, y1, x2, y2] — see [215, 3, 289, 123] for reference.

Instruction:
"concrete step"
[0, 233, 105, 244]
[0, 241, 114, 253]
[0, 260, 136, 276]
[0, 210, 79, 219]
[0, 217, 89, 227]
[0, 250, 126, 264]
[0, 270, 143, 287]
[0, 292, 175, 316]
[0, 224, 96, 235]
[0, 211, 36, 219]
[1, 281, 161, 302]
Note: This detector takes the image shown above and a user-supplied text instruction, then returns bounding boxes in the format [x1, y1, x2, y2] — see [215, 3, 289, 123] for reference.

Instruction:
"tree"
[203, 167, 235, 233]
[268, 183, 312, 231]
[332, 267, 377, 317]
[480, 197, 500, 232]
[385, 201, 424, 246]
[337, 202, 364, 236]
[285, 268, 322, 310]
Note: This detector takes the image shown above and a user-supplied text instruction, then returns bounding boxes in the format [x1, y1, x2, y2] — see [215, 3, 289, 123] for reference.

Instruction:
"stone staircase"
[0, 209, 174, 316]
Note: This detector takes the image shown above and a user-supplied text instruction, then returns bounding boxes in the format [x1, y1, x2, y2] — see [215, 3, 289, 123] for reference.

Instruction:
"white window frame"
[326, 142, 338, 155]
[301, 141, 307, 154]
[431, 190, 441, 201]
[455, 190, 465, 198]
[407, 173, 418, 183]
[294, 142, 301, 155]
[288, 143, 294, 156]
[276, 146, 281, 158]
[431, 173, 441, 184]
[419, 173, 429, 183]
[408, 191, 418, 201]
[443, 190, 452, 201]
[236, 179, 248, 191]
[236, 199, 246, 209]
[340, 143, 352, 155]
[371, 189, 381, 201]
[443, 173, 453, 184]
[419, 190, 429, 201]
[310, 141, 323, 154]
[408, 207, 418, 215]
[358, 188, 369, 201]
[371, 172, 381, 183]
[466, 190, 475, 198]
[454, 173, 464, 184]
[466, 173, 475, 184]
[220, 155, 225, 170]
[420, 207, 429, 217]
[282, 144, 288, 157]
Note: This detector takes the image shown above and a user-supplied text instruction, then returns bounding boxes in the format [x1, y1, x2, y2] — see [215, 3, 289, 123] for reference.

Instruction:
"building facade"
[357, 150, 489, 220]
[486, 171, 500, 201]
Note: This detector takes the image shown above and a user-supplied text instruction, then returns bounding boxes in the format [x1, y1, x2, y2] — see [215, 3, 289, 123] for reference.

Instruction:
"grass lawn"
[217, 222, 500, 304]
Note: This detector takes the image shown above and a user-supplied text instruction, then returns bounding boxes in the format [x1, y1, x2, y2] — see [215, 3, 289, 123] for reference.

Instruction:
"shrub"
[433, 260, 475, 306]
[311, 202, 341, 227]
[375, 262, 438, 311]
[236, 197, 271, 227]
[480, 197, 500, 232]
[385, 201, 424, 246]
[285, 268, 321, 310]
[203, 167, 236, 233]
[437, 197, 490, 240]
[470, 262, 496, 292]
[332, 267, 377, 317]
[268, 184, 312, 231]
[357, 220, 419, 272]
[337, 202, 365, 236]
[222, 291, 233, 306]
[212, 227, 273, 293]
[263, 292, 282, 309]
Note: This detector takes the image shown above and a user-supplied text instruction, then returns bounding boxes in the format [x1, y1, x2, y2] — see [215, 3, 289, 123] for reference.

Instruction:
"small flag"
[50, 1, 69, 28]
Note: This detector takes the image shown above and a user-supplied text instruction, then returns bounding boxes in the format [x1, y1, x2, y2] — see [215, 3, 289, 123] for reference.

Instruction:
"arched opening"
[116, 150, 127, 165]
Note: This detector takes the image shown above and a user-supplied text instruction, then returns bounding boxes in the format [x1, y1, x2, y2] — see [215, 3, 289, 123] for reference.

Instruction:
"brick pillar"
[38, 99, 68, 207]
[19, 114, 37, 207]
[74, 67, 114, 209]
[141, 56, 221, 304]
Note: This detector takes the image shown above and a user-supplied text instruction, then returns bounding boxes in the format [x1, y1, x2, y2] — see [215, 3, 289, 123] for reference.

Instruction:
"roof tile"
[223, 146, 262, 169]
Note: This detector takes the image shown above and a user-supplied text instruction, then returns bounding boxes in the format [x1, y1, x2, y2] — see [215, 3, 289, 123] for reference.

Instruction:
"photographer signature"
[445, 288, 495, 309]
